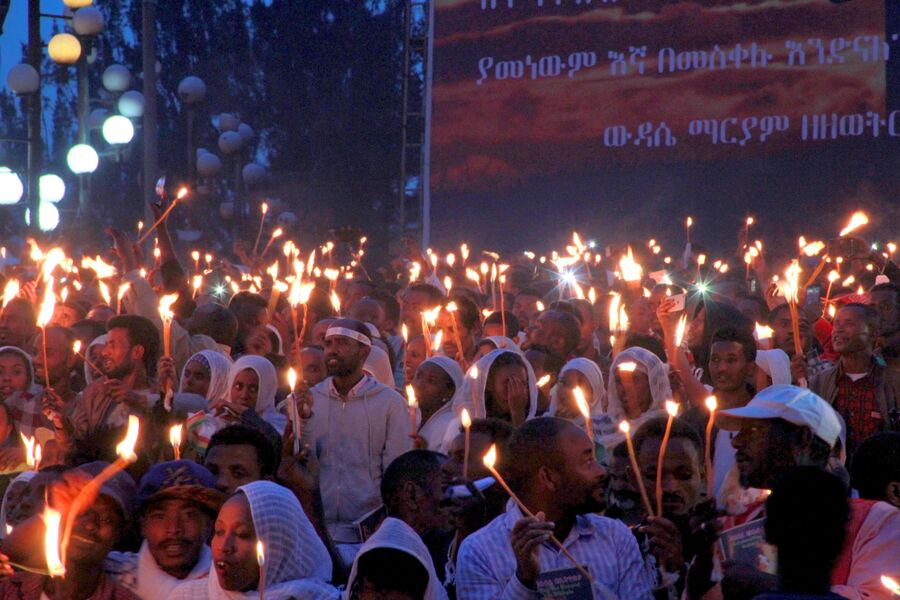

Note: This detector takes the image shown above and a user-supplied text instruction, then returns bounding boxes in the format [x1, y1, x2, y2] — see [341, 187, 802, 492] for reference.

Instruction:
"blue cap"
[137, 460, 224, 514]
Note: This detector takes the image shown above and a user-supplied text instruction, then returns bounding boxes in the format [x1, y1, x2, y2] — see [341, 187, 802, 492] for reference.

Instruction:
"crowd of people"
[0, 209, 897, 600]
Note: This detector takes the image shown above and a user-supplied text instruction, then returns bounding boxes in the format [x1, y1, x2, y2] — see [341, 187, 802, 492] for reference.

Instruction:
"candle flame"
[158, 293, 179, 321]
[21, 433, 36, 468]
[674, 315, 687, 348]
[686, 216, 693, 228]
[573, 387, 590, 419]
[81, 256, 117, 279]
[784, 260, 801, 304]
[827, 270, 840, 283]
[461, 408, 471, 428]
[828, 304, 836, 319]
[705, 396, 717, 412]
[881, 575, 900, 594]
[288, 367, 297, 390]
[536, 374, 551, 388]
[169, 424, 182, 449]
[443, 276, 453, 292]
[839, 211, 869, 237]
[271, 228, 283, 239]
[118, 282, 131, 300]
[401, 323, 408, 343]
[256, 540, 265, 567]
[98, 281, 111, 305]
[446, 301, 457, 313]
[619, 247, 642, 283]
[665, 400, 679, 417]
[755, 323, 774, 341]
[405, 384, 417, 409]
[37, 280, 56, 328]
[470, 365, 479, 380]
[842, 275, 856, 288]
[801, 241, 825, 257]
[431, 330, 444, 353]
[261, 202, 269, 215]
[2, 279, 19, 308]
[536, 300, 545, 312]
[618, 420, 630, 434]
[446, 253, 456, 267]
[73, 340, 82, 354]
[191, 250, 200, 262]
[44, 507, 65, 577]
[482, 444, 497, 469]
[746, 217, 754, 226]
[330, 290, 341, 314]
[115, 415, 140, 461]
[176, 187, 189, 200]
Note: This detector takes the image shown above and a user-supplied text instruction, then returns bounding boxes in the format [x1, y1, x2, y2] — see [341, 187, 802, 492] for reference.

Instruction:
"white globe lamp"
[67, 144, 99, 174]
[39, 174, 66, 203]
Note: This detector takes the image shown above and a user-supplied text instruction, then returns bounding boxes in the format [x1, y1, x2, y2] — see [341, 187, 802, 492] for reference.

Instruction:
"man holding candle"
[299, 319, 409, 564]
[104, 461, 224, 599]
[456, 418, 653, 599]
[524, 310, 580, 362]
[768, 304, 832, 383]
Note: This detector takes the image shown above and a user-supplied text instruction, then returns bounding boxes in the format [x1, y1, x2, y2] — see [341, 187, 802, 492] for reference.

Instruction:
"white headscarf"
[363, 345, 395, 388]
[755, 349, 792, 386]
[479, 336, 524, 356]
[548, 358, 607, 418]
[171, 480, 338, 600]
[417, 356, 465, 450]
[598, 347, 671, 450]
[180, 350, 233, 406]
[0, 346, 36, 392]
[82, 334, 107, 385]
[226, 355, 286, 434]
[421, 356, 464, 394]
[452, 349, 538, 421]
[345, 517, 448, 600]
[0, 471, 36, 540]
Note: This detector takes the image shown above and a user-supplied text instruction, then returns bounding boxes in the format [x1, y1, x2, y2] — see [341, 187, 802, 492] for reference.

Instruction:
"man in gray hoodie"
[300, 318, 410, 564]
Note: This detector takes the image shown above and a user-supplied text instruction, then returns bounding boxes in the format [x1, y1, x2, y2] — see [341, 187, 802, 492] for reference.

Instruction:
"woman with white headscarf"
[596, 347, 672, 451]
[346, 517, 448, 600]
[440, 349, 538, 451]
[472, 336, 524, 361]
[0, 471, 36, 539]
[547, 357, 607, 429]
[171, 350, 233, 414]
[171, 480, 338, 600]
[221, 355, 287, 434]
[414, 356, 464, 450]
[83, 334, 107, 385]
[363, 345, 395, 389]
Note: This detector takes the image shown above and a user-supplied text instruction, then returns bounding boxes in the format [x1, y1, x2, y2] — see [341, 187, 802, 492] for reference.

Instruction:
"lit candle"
[461, 408, 472, 479]
[169, 424, 183, 460]
[36, 281, 56, 390]
[116, 282, 130, 314]
[754, 323, 774, 350]
[617, 362, 636, 407]
[482, 445, 593, 582]
[158, 294, 179, 358]
[618, 421, 655, 516]
[61, 415, 140, 565]
[468, 366, 480, 418]
[256, 540, 266, 600]
[686, 216, 693, 245]
[44, 507, 65, 577]
[252, 202, 269, 259]
[259, 228, 284, 261]
[288, 368, 301, 453]
[573, 387, 593, 441]
[656, 401, 680, 516]
[137, 186, 190, 244]
[704, 396, 717, 499]
[406, 385, 418, 437]
[498, 265, 509, 343]
[881, 575, 900, 596]
[191, 250, 200, 273]
[445, 302, 468, 368]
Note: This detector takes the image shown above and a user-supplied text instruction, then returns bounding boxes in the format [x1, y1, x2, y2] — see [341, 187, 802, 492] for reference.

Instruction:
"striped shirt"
[456, 504, 654, 600]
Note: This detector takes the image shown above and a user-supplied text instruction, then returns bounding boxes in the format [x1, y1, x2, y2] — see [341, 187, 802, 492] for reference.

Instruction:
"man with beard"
[687, 385, 900, 600]
[810, 303, 900, 455]
[296, 318, 409, 564]
[66, 315, 160, 440]
[632, 417, 713, 599]
[105, 461, 224, 599]
[456, 417, 653, 599]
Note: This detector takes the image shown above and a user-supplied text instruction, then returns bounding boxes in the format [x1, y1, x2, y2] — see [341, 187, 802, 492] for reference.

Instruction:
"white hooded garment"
[170, 480, 338, 600]
[175, 350, 233, 413]
[547, 357, 607, 419]
[416, 356, 464, 450]
[225, 355, 286, 434]
[345, 517, 448, 600]
[597, 347, 671, 451]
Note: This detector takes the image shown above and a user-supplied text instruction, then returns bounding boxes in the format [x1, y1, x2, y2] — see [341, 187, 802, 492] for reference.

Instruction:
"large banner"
[431, 0, 900, 252]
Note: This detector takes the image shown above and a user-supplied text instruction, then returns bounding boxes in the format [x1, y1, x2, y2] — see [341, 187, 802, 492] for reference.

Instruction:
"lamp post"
[27, 0, 42, 236]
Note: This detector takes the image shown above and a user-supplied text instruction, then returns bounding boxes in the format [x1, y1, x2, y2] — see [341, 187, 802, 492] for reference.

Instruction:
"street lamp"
[102, 115, 135, 145]
[118, 90, 145, 118]
[62, 0, 93, 7]
[72, 7, 104, 36]
[6, 63, 40, 94]
[39, 174, 66, 203]
[47, 33, 81, 64]
[0, 168, 24, 205]
[25, 203, 61, 232]
[67, 144, 99, 174]
[102, 64, 131, 93]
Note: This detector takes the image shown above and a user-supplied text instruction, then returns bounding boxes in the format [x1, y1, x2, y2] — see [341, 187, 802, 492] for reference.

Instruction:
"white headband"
[325, 326, 372, 346]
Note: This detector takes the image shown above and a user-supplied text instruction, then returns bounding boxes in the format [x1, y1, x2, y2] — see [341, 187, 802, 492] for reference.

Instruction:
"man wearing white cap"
[689, 385, 900, 600]
[297, 318, 409, 566]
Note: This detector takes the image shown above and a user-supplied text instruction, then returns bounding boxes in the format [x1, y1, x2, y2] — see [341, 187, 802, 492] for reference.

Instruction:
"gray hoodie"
[303, 374, 410, 543]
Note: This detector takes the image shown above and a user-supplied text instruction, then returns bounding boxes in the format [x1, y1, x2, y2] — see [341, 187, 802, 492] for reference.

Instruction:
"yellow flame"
[705, 396, 717, 412]
[827, 270, 840, 283]
[665, 400, 679, 417]
[81, 256, 117, 279]
[72, 340, 82, 354]
[618, 362, 637, 373]
[801, 241, 825, 257]
[115, 415, 140, 461]
[482, 444, 497, 469]
[37, 280, 56, 328]
[191, 250, 200, 262]
[405, 384, 417, 409]
[98, 281, 111, 305]
[446, 253, 456, 267]
[609, 293, 622, 332]
[44, 507, 65, 577]
[461, 408, 471, 428]
[536, 374, 551, 388]
[755, 323, 774, 341]
[287, 367, 297, 390]
[176, 187, 189, 200]
[842, 275, 856, 288]
[401, 323, 408, 343]
[431, 330, 444, 353]
[618, 420, 630, 434]
[158, 293, 179, 321]
[573, 387, 590, 419]
[828, 304, 836, 319]
[2, 279, 19, 308]
[169, 424, 182, 449]
[330, 291, 341, 314]
[118, 282, 131, 300]
[784, 260, 801, 303]
[256, 540, 265, 567]
[674, 315, 687, 348]
[618, 247, 643, 283]
[443, 276, 453, 292]
[21, 433, 36, 468]
[880, 575, 900, 594]
[839, 211, 869, 237]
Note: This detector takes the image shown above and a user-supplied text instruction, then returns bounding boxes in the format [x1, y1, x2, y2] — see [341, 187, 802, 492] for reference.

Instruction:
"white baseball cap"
[718, 384, 842, 447]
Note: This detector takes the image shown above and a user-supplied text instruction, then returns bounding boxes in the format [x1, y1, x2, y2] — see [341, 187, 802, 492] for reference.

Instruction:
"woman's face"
[403, 338, 426, 385]
[486, 364, 528, 418]
[87, 344, 106, 379]
[212, 493, 260, 592]
[557, 370, 591, 418]
[0, 353, 29, 399]
[244, 327, 273, 357]
[614, 369, 652, 420]
[412, 362, 453, 409]
[182, 358, 211, 397]
[230, 369, 260, 411]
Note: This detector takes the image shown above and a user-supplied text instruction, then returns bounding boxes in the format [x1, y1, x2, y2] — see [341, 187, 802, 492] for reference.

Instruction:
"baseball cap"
[718, 384, 842, 447]
[137, 460, 225, 516]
